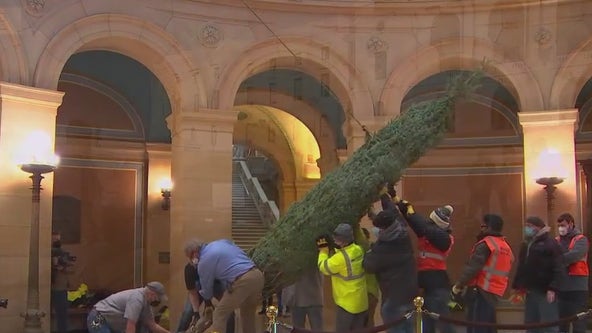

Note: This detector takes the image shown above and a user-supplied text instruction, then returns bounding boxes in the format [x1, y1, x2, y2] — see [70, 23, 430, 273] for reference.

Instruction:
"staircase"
[232, 168, 269, 251]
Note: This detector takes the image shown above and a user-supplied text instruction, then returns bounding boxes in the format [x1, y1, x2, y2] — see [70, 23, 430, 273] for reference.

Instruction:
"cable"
[240, 0, 298, 59]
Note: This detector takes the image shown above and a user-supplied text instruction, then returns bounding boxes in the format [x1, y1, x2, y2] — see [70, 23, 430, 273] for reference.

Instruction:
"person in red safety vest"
[555, 212, 589, 333]
[397, 200, 456, 333]
[452, 214, 514, 333]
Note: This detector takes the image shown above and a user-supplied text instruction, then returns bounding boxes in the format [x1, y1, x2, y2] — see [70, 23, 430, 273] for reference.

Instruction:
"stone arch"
[33, 14, 205, 113]
[550, 37, 592, 109]
[216, 37, 374, 121]
[379, 37, 544, 115]
[0, 11, 28, 83]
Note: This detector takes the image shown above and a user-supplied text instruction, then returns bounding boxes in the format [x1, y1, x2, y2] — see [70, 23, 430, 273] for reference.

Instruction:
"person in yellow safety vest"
[452, 214, 514, 333]
[317, 223, 368, 332]
[555, 213, 589, 333]
[398, 201, 456, 333]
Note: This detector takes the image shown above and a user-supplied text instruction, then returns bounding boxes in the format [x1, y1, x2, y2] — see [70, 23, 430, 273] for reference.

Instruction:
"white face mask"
[191, 258, 199, 265]
[558, 226, 568, 236]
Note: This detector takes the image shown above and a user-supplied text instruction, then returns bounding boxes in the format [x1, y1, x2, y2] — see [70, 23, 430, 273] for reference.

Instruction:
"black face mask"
[150, 300, 161, 307]
[52, 241, 61, 248]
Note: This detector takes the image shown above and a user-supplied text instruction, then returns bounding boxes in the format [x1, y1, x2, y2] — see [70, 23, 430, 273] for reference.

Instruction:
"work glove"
[386, 182, 397, 199]
[508, 289, 525, 305]
[316, 235, 329, 252]
[450, 284, 464, 302]
[397, 200, 415, 215]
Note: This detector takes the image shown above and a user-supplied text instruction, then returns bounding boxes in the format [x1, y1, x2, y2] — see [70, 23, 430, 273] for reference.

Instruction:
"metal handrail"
[236, 161, 280, 227]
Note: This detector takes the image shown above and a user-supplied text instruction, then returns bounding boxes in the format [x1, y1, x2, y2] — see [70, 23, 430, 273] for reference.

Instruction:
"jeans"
[176, 298, 235, 333]
[558, 291, 588, 333]
[381, 299, 413, 333]
[466, 289, 496, 333]
[87, 309, 112, 333]
[423, 288, 456, 333]
[291, 306, 323, 330]
[51, 289, 69, 333]
[524, 290, 559, 333]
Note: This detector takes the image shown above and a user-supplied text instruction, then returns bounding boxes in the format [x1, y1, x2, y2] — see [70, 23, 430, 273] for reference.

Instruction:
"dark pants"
[423, 288, 456, 333]
[336, 306, 367, 332]
[381, 300, 413, 333]
[466, 290, 497, 333]
[87, 309, 112, 333]
[51, 289, 69, 333]
[176, 298, 235, 333]
[524, 290, 559, 333]
[558, 291, 589, 333]
[291, 306, 323, 330]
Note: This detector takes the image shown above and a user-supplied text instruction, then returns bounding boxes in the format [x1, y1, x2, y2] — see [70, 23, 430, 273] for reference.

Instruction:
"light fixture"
[534, 149, 566, 224]
[159, 178, 173, 211]
[17, 131, 59, 333]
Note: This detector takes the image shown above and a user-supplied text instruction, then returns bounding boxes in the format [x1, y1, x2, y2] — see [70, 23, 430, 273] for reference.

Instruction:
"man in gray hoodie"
[555, 213, 589, 333]
[283, 269, 324, 330]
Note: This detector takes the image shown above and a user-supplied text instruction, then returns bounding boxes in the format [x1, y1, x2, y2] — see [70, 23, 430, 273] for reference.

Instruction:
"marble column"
[166, 108, 237, 327]
[518, 109, 579, 224]
[0, 82, 63, 333]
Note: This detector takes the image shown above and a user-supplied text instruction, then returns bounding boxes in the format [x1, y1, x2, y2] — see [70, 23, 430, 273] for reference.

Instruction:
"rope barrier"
[264, 298, 592, 333]
[425, 309, 592, 330]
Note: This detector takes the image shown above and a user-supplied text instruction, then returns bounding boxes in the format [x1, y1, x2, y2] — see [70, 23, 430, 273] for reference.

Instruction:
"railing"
[236, 160, 280, 226]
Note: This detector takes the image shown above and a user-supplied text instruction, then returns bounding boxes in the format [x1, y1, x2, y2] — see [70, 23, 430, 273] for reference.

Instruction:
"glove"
[447, 300, 463, 311]
[397, 200, 415, 215]
[508, 289, 525, 305]
[449, 284, 463, 304]
[316, 236, 329, 250]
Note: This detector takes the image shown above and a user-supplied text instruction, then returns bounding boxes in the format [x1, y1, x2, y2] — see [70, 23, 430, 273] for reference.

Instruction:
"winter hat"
[333, 223, 354, 243]
[429, 205, 454, 229]
[373, 209, 398, 230]
[483, 214, 504, 232]
[526, 216, 546, 228]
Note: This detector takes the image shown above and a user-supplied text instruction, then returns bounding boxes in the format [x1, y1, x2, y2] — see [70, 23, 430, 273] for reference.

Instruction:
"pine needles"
[250, 69, 484, 294]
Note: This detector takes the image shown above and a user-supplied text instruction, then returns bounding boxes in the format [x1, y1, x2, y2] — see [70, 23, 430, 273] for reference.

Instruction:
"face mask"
[371, 227, 380, 238]
[150, 300, 161, 307]
[524, 226, 536, 238]
[191, 258, 199, 265]
[558, 226, 568, 236]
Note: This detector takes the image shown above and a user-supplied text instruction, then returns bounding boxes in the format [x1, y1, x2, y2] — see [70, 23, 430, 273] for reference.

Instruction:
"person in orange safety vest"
[397, 200, 456, 333]
[555, 213, 589, 333]
[452, 214, 514, 333]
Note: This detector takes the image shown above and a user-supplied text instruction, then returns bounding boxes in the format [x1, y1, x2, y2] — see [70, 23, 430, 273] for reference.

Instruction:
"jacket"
[512, 227, 564, 293]
[557, 229, 589, 291]
[363, 218, 418, 307]
[318, 242, 367, 314]
[406, 213, 452, 289]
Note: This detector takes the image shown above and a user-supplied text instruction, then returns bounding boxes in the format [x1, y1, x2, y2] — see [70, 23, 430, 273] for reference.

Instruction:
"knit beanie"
[526, 216, 546, 228]
[429, 205, 454, 229]
[373, 209, 398, 230]
[333, 223, 354, 243]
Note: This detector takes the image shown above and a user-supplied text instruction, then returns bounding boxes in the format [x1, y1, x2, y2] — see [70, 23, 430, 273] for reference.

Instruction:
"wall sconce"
[159, 178, 173, 211]
[534, 149, 566, 223]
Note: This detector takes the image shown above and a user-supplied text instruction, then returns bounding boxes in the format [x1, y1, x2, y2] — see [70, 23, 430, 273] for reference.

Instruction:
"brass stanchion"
[414, 296, 424, 333]
[266, 305, 279, 333]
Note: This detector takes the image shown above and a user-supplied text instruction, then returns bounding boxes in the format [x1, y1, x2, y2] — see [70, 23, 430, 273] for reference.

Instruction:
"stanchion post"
[414, 296, 424, 333]
[266, 305, 279, 333]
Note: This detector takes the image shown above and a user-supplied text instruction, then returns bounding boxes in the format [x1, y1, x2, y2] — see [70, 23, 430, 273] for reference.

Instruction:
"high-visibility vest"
[556, 234, 589, 276]
[318, 243, 368, 314]
[469, 236, 513, 297]
[417, 235, 454, 271]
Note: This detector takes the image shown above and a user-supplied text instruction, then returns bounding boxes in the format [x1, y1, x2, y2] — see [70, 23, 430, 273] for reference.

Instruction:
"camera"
[0, 298, 7, 309]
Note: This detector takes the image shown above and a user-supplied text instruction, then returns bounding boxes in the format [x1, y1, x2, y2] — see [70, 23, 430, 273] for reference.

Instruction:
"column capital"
[518, 109, 578, 129]
[0, 81, 64, 108]
[166, 108, 239, 135]
[146, 143, 171, 160]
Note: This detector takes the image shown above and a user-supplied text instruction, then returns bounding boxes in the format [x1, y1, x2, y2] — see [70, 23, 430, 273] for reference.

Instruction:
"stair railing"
[236, 161, 280, 227]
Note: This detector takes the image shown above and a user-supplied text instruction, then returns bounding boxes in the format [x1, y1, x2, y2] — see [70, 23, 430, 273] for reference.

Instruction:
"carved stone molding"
[22, 0, 45, 16]
[535, 27, 552, 48]
[198, 24, 223, 48]
[367, 36, 388, 53]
